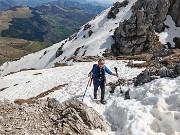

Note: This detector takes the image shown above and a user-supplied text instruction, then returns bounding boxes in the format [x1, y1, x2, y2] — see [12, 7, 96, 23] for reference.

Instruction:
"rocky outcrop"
[173, 37, 180, 48]
[107, 0, 129, 19]
[113, 0, 157, 55]
[134, 63, 180, 86]
[84, 23, 91, 31]
[0, 98, 108, 135]
[66, 56, 102, 62]
[112, 0, 172, 55]
[88, 30, 93, 37]
[169, 0, 180, 27]
[55, 43, 64, 58]
[153, 0, 170, 32]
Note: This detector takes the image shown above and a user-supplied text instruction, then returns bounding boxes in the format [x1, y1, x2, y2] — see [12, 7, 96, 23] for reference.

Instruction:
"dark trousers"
[94, 82, 105, 101]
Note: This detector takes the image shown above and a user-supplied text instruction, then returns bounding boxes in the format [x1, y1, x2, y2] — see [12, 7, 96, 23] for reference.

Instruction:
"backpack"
[93, 64, 106, 82]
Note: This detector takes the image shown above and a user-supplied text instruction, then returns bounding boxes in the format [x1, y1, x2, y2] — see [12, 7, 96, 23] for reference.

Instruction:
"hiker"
[88, 59, 118, 104]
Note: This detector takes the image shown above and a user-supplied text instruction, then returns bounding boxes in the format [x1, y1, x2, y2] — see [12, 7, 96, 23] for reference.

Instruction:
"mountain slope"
[0, 0, 15, 11]
[36, 3, 95, 44]
[0, 37, 48, 65]
[0, 0, 57, 10]
[0, 0, 137, 76]
[15, 0, 57, 7]
[0, 4, 95, 45]
[50, 0, 107, 14]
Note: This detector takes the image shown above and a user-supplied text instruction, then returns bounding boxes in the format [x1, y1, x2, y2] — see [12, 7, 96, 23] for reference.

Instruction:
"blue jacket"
[89, 64, 112, 84]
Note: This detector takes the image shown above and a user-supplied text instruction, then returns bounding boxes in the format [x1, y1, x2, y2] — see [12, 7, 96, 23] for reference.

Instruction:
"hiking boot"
[100, 100, 106, 105]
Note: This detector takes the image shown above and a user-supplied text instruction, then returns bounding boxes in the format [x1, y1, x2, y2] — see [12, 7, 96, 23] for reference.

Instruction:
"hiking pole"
[82, 78, 91, 102]
[114, 67, 123, 93]
[89, 75, 93, 86]
[110, 67, 118, 94]
[114, 67, 118, 75]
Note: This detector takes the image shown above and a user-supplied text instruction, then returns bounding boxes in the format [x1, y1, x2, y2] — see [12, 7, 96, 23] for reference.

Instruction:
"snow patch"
[157, 15, 180, 47]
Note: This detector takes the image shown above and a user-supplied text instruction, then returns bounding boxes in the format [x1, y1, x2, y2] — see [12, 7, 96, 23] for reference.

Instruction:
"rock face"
[173, 37, 180, 48]
[169, 0, 180, 27]
[134, 63, 180, 86]
[112, 0, 175, 55]
[0, 98, 108, 135]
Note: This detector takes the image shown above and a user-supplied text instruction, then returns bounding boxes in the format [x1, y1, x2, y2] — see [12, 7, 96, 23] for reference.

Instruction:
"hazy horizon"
[87, 0, 119, 4]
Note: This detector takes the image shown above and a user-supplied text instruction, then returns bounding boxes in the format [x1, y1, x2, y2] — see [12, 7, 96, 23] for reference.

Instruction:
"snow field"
[0, 60, 144, 134]
[1, 60, 180, 135]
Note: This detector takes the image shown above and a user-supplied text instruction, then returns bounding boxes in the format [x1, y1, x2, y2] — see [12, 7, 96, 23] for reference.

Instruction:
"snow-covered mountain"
[0, 0, 136, 76]
[1, 0, 180, 77]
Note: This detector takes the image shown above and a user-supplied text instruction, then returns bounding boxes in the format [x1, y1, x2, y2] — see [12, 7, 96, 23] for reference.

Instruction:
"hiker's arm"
[105, 66, 118, 77]
[88, 70, 93, 77]
[105, 66, 112, 75]
[112, 73, 118, 77]
[88, 65, 94, 77]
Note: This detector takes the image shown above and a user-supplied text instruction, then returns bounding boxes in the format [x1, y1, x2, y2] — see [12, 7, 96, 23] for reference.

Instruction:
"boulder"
[84, 23, 91, 31]
[88, 30, 93, 37]
[107, 0, 129, 19]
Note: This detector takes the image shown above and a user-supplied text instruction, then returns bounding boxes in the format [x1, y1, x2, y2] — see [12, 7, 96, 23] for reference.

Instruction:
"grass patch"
[0, 37, 48, 65]
[26, 41, 48, 52]
[54, 62, 69, 68]
[14, 84, 68, 105]
[130, 61, 156, 68]
[4, 68, 36, 77]
[116, 53, 153, 61]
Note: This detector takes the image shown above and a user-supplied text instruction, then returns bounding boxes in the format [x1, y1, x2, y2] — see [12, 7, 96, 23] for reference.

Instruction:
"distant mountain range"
[0, 0, 56, 10]
[49, 0, 107, 14]
[67, 0, 112, 7]
[0, 4, 95, 44]
[0, 0, 110, 11]
[0, 0, 15, 11]
[0, 0, 108, 45]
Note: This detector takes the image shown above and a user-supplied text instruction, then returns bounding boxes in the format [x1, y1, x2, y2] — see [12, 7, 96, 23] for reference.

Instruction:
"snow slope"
[0, 0, 137, 77]
[1, 60, 180, 135]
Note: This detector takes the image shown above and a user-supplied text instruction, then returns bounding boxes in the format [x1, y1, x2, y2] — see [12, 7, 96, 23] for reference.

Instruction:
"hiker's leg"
[100, 82, 105, 101]
[94, 83, 99, 99]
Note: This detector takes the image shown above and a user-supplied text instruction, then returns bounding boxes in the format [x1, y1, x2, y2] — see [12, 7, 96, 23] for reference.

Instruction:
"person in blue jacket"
[88, 59, 118, 104]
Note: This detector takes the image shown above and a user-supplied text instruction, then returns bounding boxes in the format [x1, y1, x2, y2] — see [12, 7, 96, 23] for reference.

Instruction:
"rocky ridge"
[0, 98, 108, 135]
[112, 0, 180, 55]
